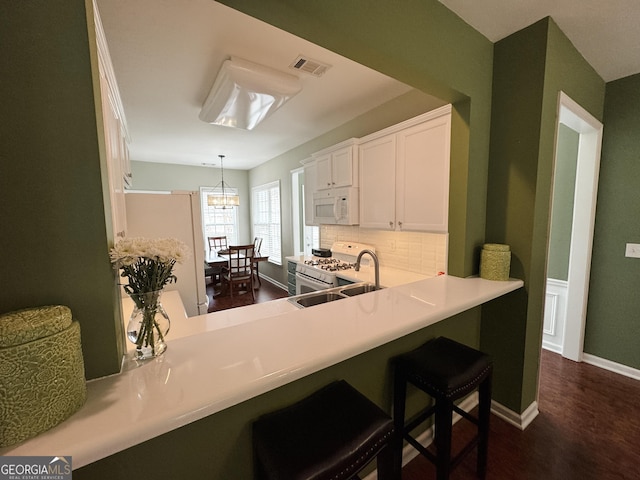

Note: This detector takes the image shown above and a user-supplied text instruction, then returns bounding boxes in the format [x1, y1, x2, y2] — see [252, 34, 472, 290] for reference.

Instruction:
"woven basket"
[0, 305, 86, 447]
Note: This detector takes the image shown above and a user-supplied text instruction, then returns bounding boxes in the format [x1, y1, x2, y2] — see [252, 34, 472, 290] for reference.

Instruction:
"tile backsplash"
[320, 225, 447, 277]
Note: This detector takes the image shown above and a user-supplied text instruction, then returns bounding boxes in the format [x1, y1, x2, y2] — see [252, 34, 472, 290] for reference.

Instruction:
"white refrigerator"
[125, 191, 208, 317]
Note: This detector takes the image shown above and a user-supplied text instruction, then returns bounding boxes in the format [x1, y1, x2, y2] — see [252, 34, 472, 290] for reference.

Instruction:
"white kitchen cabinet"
[359, 134, 397, 230]
[313, 139, 358, 190]
[359, 105, 451, 232]
[94, 0, 130, 239]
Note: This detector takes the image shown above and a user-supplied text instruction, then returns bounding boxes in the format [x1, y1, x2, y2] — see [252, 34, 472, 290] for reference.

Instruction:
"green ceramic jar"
[480, 243, 511, 281]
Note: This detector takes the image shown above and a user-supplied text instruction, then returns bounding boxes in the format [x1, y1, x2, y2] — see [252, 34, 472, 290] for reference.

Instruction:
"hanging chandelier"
[208, 154, 240, 208]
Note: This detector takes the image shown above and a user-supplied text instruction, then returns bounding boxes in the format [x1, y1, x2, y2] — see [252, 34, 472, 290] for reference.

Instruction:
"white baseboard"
[541, 341, 563, 354]
[582, 353, 640, 381]
[259, 275, 287, 292]
[490, 399, 539, 431]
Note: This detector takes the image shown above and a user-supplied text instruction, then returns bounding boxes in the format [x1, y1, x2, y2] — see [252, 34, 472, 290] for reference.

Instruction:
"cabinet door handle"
[398, 221, 403, 230]
[389, 221, 394, 229]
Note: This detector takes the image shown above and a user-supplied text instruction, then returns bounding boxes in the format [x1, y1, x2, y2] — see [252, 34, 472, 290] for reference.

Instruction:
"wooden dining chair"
[205, 236, 227, 294]
[253, 237, 263, 286]
[208, 236, 227, 251]
[222, 244, 255, 301]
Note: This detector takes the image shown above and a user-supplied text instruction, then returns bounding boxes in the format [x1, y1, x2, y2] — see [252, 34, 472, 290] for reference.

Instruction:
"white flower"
[109, 237, 192, 294]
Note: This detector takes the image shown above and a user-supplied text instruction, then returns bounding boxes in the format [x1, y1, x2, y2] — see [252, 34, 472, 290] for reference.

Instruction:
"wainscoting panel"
[543, 278, 568, 354]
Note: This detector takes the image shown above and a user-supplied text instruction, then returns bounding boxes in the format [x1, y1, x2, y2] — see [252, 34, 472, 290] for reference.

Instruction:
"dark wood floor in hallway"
[402, 349, 640, 480]
[204, 283, 640, 479]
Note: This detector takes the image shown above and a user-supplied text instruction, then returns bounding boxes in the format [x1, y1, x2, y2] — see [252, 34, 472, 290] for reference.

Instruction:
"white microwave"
[312, 187, 359, 225]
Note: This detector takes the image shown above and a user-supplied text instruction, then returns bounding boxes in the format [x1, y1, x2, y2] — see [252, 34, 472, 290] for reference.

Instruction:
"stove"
[303, 258, 357, 271]
[295, 242, 375, 294]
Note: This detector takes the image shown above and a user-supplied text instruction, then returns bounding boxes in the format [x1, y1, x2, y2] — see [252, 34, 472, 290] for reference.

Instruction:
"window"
[252, 181, 281, 265]
[200, 186, 239, 245]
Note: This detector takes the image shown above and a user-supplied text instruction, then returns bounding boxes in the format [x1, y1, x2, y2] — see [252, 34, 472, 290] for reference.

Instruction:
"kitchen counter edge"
[0, 275, 523, 468]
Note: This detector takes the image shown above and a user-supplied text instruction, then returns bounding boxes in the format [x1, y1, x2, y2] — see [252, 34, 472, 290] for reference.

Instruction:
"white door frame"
[291, 167, 303, 255]
[553, 91, 603, 362]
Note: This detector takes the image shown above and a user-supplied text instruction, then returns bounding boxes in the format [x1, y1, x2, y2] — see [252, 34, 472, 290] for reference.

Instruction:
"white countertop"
[0, 275, 522, 468]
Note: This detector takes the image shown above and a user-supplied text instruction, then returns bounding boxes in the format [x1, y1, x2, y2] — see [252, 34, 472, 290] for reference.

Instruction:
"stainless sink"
[339, 284, 383, 296]
[293, 292, 347, 308]
[289, 282, 382, 308]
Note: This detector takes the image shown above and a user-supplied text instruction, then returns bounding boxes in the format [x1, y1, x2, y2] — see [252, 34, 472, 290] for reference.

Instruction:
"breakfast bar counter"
[0, 275, 523, 478]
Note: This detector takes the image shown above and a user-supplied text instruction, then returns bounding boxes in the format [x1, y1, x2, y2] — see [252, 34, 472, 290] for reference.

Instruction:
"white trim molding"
[542, 278, 568, 354]
[491, 400, 539, 431]
[555, 91, 603, 362]
[583, 353, 640, 381]
[543, 290, 559, 336]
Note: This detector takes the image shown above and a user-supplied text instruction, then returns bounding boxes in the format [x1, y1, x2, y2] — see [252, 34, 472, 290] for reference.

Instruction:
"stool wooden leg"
[477, 374, 492, 479]
[376, 442, 395, 480]
[434, 399, 453, 480]
[392, 370, 407, 480]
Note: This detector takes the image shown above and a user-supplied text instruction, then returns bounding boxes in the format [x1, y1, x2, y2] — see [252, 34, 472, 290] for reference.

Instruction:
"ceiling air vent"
[290, 55, 331, 77]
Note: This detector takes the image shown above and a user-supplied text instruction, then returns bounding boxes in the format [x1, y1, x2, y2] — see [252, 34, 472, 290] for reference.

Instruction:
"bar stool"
[392, 337, 493, 480]
[253, 380, 395, 480]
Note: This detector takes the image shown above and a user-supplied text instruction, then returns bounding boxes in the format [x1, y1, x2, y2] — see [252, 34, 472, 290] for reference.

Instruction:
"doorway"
[291, 167, 319, 256]
[543, 92, 603, 361]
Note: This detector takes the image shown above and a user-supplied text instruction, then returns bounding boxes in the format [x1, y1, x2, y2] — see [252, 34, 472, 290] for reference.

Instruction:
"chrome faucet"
[355, 249, 380, 290]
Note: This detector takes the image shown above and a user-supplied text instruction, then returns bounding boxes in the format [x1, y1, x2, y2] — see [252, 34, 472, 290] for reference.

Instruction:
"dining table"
[205, 250, 229, 268]
[206, 249, 269, 287]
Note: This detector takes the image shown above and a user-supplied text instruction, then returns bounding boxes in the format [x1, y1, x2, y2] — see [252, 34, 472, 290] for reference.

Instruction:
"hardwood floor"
[402, 349, 640, 479]
[206, 275, 288, 312]
[205, 286, 640, 479]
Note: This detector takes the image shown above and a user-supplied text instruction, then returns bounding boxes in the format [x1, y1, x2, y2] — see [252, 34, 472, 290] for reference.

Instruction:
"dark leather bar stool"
[253, 380, 395, 480]
[392, 337, 493, 480]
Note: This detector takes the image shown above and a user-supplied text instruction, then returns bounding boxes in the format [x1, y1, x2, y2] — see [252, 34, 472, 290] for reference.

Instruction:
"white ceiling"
[439, 0, 640, 82]
[97, 0, 640, 171]
[96, 0, 417, 170]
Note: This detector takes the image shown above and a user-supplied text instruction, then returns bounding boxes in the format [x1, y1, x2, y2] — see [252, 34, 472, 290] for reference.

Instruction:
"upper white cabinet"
[359, 105, 451, 232]
[313, 139, 358, 190]
[94, 0, 130, 239]
[359, 134, 396, 229]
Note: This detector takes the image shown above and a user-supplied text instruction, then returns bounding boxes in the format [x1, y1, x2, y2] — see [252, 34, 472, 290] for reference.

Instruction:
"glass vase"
[126, 290, 170, 360]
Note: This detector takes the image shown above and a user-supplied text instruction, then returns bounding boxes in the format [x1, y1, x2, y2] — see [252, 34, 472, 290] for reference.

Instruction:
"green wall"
[0, 0, 124, 379]
[585, 73, 640, 368]
[547, 124, 579, 281]
[483, 18, 605, 412]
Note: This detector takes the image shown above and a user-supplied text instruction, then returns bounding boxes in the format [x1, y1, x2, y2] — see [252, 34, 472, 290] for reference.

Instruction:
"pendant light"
[208, 154, 240, 208]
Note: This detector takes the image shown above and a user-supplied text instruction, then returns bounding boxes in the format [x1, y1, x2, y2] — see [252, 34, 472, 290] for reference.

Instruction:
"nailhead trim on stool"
[392, 337, 493, 480]
[253, 380, 395, 480]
